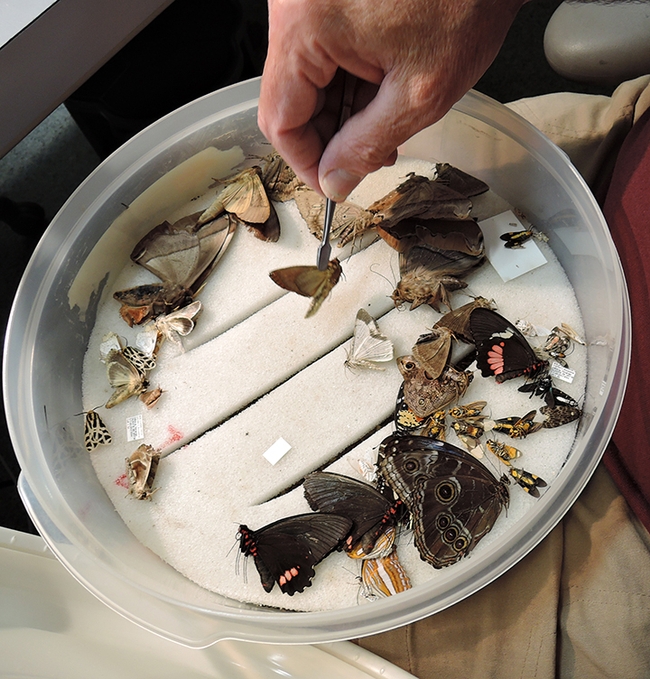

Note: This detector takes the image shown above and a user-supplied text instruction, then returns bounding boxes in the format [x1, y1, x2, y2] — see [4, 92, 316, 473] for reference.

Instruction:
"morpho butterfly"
[238, 513, 352, 595]
[470, 307, 548, 383]
[378, 434, 509, 568]
[303, 472, 405, 556]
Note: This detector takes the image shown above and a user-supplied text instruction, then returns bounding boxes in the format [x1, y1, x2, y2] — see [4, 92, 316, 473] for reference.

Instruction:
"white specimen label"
[126, 414, 145, 442]
[550, 361, 576, 384]
[263, 437, 292, 465]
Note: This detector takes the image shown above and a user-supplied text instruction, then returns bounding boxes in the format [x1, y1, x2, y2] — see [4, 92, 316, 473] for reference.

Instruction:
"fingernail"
[321, 168, 361, 202]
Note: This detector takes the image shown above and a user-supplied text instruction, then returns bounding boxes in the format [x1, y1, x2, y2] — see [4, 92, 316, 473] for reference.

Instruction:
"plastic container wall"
[4, 78, 630, 647]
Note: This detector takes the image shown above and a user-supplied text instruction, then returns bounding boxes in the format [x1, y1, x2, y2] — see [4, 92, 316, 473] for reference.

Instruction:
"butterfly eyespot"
[436, 514, 451, 530]
[454, 536, 469, 552]
[435, 480, 458, 503]
[404, 459, 419, 473]
[443, 526, 459, 544]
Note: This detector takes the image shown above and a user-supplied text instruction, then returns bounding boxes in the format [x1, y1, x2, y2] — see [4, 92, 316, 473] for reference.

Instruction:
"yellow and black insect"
[489, 410, 543, 439]
[509, 467, 547, 498]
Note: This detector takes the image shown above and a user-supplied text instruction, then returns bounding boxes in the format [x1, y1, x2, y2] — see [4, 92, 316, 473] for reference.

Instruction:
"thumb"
[318, 75, 439, 201]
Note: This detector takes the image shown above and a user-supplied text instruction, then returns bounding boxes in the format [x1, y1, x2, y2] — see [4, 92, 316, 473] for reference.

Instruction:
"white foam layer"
[83, 154, 586, 611]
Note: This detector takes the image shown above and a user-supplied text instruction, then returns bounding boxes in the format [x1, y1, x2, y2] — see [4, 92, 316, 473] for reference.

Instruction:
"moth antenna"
[368, 264, 396, 291]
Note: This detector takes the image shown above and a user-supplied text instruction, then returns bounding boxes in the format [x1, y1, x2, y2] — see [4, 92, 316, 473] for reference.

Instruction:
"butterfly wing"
[239, 513, 352, 595]
[303, 472, 402, 553]
[470, 308, 548, 383]
[84, 410, 112, 451]
[412, 327, 453, 379]
[345, 309, 393, 371]
[378, 435, 509, 568]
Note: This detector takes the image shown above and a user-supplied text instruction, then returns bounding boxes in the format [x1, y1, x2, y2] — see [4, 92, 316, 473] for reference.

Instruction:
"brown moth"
[258, 150, 303, 202]
[269, 258, 342, 318]
[105, 349, 149, 409]
[114, 210, 235, 326]
[434, 163, 490, 198]
[397, 356, 473, 418]
[367, 173, 473, 229]
[126, 444, 160, 500]
[198, 166, 270, 226]
[391, 244, 484, 312]
[293, 186, 376, 245]
[229, 200, 281, 243]
[434, 297, 496, 344]
[140, 386, 164, 409]
[377, 216, 484, 258]
[411, 326, 453, 380]
[83, 409, 112, 452]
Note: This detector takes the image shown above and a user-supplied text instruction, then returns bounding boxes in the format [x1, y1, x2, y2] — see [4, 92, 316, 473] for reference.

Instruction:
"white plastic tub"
[4, 77, 630, 647]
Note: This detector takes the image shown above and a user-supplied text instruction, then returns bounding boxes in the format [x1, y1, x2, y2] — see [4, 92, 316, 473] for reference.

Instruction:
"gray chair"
[544, 1, 650, 85]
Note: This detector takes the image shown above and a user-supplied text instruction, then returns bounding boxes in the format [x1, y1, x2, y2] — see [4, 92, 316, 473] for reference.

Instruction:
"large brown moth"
[258, 150, 303, 202]
[269, 258, 342, 318]
[411, 326, 453, 380]
[114, 209, 235, 326]
[434, 163, 490, 198]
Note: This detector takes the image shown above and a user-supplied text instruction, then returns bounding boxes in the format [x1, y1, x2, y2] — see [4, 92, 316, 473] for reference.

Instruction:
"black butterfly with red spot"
[469, 308, 548, 383]
[303, 472, 406, 555]
[238, 513, 352, 595]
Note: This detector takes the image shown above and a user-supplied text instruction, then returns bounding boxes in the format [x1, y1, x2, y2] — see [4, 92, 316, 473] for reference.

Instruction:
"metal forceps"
[316, 72, 357, 270]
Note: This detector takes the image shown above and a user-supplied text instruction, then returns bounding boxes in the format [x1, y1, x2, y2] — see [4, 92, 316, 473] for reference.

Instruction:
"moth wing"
[122, 345, 156, 373]
[188, 212, 237, 293]
[131, 219, 201, 286]
[220, 168, 270, 223]
[84, 410, 112, 451]
[105, 351, 146, 408]
[346, 309, 393, 370]
[412, 327, 452, 379]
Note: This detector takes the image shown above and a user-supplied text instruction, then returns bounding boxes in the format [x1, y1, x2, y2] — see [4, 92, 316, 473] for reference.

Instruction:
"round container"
[4, 77, 630, 647]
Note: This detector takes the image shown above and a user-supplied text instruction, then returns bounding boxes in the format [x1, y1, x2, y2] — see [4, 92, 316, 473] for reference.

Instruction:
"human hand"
[258, 0, 527, 201]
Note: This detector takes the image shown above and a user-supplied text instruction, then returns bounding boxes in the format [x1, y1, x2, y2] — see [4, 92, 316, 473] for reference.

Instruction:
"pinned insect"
[519, 374, 579, 409]
[421, 409, 447, 440]
[411, 326, 453, 380]
[500, 227, 548, 248]
[344, 309, 394, 371]
[303, 472, 405, 556]
[104, 349, 150, 409]
[269, 258, 342, 318]
[470, 308, 549, 383]
[508, 467, 547, 498]
[237, 513, 353, 595]
[257, 150, 303, 202]
[451, 419, 485, 455]
[448, 401, 487, 420]
[485, 439, 521, 462]
[114, 210, 235, 326]
[359, 548, 412, 599]
[367, 173, 473, 229]
[540, 404, 582, 428]
[434, 163, 490, 198]
[199, 166, 270, 226]
[378, 435, 510, 568]
[294, 186, 376, 246]
[152, 299, 203, 349]
[434, 297, 496, 345]
[126, 444, 160, 500]
[397, 356, 473, 418]
[394, 383, 430, 434]
[486, 410, 543, 439]
[83, 409, 112, 452]
[539, 324, 585, 367]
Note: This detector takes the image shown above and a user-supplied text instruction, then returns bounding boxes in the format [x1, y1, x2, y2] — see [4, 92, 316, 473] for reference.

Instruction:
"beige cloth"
[356, 77, 650, 679]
